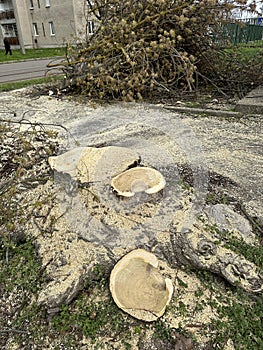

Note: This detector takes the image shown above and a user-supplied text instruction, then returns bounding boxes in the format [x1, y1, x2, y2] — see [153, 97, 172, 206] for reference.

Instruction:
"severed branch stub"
[109, 249, 173, 322]
[111, 167, 166, 197]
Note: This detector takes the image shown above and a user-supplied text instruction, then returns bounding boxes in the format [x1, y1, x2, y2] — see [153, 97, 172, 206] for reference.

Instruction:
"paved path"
[235, 85, 263, 114]
[0, 58, 59, 83]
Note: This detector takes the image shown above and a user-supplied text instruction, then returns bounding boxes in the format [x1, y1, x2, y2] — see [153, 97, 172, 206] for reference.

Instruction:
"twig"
[197, 72, 229, 98]
[153, 78, 170, 92]
[186, 323, 204, 328]
[0, 175, 17, 196]
[0, 328, 29, 334]
[0, 118, 79, 146]
[5, 234, 11, 266]
[35, 257, 54, 282]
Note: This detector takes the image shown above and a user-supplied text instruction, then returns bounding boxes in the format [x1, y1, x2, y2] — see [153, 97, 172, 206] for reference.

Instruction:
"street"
[0, 58, 61, 83]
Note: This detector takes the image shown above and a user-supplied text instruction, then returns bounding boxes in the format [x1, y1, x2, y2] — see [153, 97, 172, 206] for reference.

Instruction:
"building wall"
[13, 0, 33, 49]
[73, 0, 88, 41]
[29, 0, 77, 48]
[0, 0, 89, 50]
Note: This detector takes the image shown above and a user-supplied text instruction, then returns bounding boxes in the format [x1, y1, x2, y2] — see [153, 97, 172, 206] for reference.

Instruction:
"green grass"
[211, 289, 263, 349]
[235, 46, 263, 60]
[0, 47, 66, 63]
[225, 44, 263, 60]
[0, 75, 63, 92]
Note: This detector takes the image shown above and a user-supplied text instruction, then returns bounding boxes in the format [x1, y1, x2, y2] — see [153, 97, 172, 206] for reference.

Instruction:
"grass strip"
[0, 75, 63, 92]
[0, 47, 65, 63]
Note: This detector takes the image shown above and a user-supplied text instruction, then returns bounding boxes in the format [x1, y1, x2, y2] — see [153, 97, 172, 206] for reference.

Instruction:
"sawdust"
[1, 88, 262, 349]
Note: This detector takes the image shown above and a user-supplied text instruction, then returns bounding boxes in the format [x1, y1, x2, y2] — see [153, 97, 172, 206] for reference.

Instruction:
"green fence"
[216, 22, 263, 46]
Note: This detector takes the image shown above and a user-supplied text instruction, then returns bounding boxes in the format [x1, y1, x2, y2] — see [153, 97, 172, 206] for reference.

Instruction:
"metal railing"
[214, 21, 263, 46]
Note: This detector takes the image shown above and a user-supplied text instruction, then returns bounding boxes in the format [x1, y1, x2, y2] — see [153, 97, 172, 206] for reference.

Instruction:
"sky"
[235, 1, 263, 18]
[252, 0, 263, 14]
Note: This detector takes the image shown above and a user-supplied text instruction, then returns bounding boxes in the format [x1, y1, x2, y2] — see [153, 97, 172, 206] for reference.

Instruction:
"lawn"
[226, 46, 263, 60]
[0, 47, 66, 63]
[239, 46, 263, 59]
[0, 75, 63, 93]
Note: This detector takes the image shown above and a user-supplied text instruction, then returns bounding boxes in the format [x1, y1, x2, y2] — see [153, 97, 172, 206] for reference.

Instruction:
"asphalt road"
[0, 58, 60, 83]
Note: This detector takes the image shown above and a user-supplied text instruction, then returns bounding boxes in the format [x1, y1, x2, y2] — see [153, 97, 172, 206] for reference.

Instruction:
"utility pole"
[12, 0, 26, 54]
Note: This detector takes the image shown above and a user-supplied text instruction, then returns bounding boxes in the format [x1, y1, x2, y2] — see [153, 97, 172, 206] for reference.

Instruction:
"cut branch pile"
[55, 0, 259, 100]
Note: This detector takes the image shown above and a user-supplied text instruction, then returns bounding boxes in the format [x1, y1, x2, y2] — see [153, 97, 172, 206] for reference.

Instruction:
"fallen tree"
[57, 0, 260, 100]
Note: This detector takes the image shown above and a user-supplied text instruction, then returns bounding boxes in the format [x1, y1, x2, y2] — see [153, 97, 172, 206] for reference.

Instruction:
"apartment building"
[0, 0, 93, 50]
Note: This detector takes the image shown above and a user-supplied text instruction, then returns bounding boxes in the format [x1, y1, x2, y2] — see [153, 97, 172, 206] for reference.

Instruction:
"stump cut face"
[111, 167, 166, 197]
[110, 249, 173, 321]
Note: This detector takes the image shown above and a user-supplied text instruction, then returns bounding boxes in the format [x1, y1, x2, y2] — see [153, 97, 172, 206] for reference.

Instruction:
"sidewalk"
[235, 85, 263, 115]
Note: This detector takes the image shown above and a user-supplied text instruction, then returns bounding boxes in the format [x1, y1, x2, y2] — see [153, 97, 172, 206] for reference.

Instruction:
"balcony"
[0, 10, 15, 20]
[7, 37, 19, 45]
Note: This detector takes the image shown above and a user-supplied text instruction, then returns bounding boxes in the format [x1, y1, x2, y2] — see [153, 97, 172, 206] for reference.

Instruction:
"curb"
[163, 105, 262, 117]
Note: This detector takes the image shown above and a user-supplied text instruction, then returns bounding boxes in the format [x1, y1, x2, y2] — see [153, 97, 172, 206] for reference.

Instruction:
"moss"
[52, 291, 126, 341]
[204, 223, 263, 269]
[51, 263, 133, 345]
[211, 290, 263, 349]
[0, 239, 49, 348]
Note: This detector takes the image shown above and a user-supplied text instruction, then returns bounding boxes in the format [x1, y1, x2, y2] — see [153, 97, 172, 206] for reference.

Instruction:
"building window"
[45, 0, 50, 7]
[30, 0, 34, 9]
[49, 21, 55, 36]
[33, 23, 39, 36]
[37, 0, 40, 8]
[88, 20, 94, 35]
[2, 23, 18, 37]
